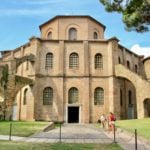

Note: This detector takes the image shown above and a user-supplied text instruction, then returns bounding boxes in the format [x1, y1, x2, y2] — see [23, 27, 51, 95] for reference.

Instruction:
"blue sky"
[0, 0, 150, 56]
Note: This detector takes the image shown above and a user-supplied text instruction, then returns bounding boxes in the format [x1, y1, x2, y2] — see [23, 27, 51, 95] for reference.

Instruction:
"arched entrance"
[118, 77, 137, 120]
[12, 101, 17, 120]
[115, 64, 150, 118]
[144, 99, 150, 117]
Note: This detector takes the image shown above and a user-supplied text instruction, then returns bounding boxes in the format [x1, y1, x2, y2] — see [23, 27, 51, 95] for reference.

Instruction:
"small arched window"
[47, 32, 52, 39]
[68, 87, 78, 104]
[94, 87, 104, 105]
[127, 60, 130, 69]
[69, 28, 77, 40]
[45, 53, 53, 68]
[128, 90, 132, 105]
[69, 53, 79, 68]
[93, 32, 98, 39]
[135, 64, 138, 73]
[95, 53, 103, 69]
[43, 87, 53, 105]
[23, 88, 28, 105]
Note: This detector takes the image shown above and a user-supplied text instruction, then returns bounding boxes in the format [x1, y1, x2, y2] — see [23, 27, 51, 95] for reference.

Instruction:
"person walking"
[100, 114, 107, 129]
[108, 112, 116, 131]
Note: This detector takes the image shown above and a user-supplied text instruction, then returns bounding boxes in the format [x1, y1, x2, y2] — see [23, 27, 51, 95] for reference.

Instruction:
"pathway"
[0, 124, 149, 150]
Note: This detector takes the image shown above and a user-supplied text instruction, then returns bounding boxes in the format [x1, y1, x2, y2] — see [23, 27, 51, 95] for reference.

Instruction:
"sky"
[0, 0, 150, 57]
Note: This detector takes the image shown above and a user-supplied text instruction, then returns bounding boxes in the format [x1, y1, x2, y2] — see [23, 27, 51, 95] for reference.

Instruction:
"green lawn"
[0, 121, 49, 137]
[116, 118, 150, 139]
[0, 141, 121, 150]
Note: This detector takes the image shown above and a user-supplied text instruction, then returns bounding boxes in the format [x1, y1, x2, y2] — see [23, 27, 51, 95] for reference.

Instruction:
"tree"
[0, 64, 9, 120]
[100, 0, 150, 32]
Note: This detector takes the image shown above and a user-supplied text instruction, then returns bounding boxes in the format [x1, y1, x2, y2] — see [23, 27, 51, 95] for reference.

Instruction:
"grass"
[116, 118, 150, 139]
[0, 121, 49, 137]
[0, 141, 121, 150]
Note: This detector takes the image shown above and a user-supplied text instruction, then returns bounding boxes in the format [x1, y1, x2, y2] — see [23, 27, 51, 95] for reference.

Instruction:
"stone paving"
[31, 124, 113, 143]
[0, 124, 149, 150]
[105, 128, 150, 150]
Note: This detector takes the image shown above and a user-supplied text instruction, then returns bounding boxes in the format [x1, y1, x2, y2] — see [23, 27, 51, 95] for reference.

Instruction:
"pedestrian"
[108, 112, 116, 131]
[100, 114, 107, 129]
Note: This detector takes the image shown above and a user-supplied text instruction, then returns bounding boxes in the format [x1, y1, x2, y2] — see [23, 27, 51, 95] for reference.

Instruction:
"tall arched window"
[69, 53, 79, 68]
[45, 53, 53, 68]
[69, 28, 77, 40]
[118, 57, 121, 64]
[120, 89, 123, 106]
[47, 32, 52, 39]
[127, 60, 130, 69]
[94, 87, 104, 105]
[95, 53, 103, 69]
[128, 90, 132, 105]
[26, 60, 29, 70]
[43, 87, 53, 105]
[68, 87, 78, 104]
[135, 64, 138, 73]
[93, 32, 98, 39]
[23, 88, 28, 105]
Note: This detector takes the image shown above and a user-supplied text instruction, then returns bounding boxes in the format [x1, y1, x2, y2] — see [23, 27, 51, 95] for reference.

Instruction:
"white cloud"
[12, 0, 65, 5]
[131, 44, 150, 58]
[0, 8, 52, 16]
[0, 0, 66, 17]
[28, 0, 65, 5]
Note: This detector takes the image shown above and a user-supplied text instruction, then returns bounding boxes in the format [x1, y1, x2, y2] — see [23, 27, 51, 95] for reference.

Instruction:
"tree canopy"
[0, 65, 8, 90]
[100, 0, 150, 32]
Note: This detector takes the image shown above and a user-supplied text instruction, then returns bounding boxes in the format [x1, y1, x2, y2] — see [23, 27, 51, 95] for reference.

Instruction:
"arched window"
[47, 32, 52, 39]
[127, 60, 130, 69]
[95, 53, 103, 69]
[45, 53, 53, 68]
[93, 32, 98, 39]
[26, 60, 29, 70]
[118, 57, 121, 64]
[69, 53, 79, 68]
[69, 28, 77, 40]
[68, 87, 78, 104]
[43, 87, 53, 105]
[120, 89, 123, 106]
[94, 87, 104, 105]
[128, 90, 132, 105]
[135, 64, 138, 73]
[23, 88, 28, 105]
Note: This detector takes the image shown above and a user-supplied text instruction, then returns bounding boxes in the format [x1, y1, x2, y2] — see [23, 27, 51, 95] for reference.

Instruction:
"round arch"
[65, 24, 79, 40]
[116, 76, 137, 119]
[44, 27, 53, 39]
[93, 28, 100, 39]
[115, 64, 150, 118]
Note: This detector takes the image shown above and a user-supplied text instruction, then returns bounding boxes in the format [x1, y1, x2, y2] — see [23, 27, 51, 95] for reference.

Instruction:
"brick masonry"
[0, 16, 150, 122]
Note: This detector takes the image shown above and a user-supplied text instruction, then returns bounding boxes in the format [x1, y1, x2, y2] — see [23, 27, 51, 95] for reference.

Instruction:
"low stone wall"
[42, 122, 54, 132]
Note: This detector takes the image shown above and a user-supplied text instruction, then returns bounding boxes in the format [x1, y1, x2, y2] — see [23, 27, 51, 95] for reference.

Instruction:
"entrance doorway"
[144, 99, 150, 117]
[127, 106, 134, 119]
[68, 107, 79, 123]
[12, 104, 17, 120]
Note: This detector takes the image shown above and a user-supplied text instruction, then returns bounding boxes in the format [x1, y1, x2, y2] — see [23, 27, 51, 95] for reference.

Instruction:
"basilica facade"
[0, 16, 150, 123]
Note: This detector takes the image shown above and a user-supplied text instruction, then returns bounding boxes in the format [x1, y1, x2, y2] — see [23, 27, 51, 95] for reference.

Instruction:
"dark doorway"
[144, 99, 150, 117]
[68, 107, 79, 123]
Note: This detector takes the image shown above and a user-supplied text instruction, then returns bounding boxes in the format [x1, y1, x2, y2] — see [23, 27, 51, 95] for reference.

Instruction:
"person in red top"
[108, 112, 116, 131]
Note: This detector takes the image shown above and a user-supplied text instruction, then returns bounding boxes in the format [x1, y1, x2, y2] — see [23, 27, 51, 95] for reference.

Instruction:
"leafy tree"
[0, 64, 9, 120]
[0, 65, 9, 90]
[100, 0, 150, 32]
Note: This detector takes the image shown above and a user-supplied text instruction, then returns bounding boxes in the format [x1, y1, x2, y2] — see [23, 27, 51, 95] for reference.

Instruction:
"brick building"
[0, 16, 150, 123]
